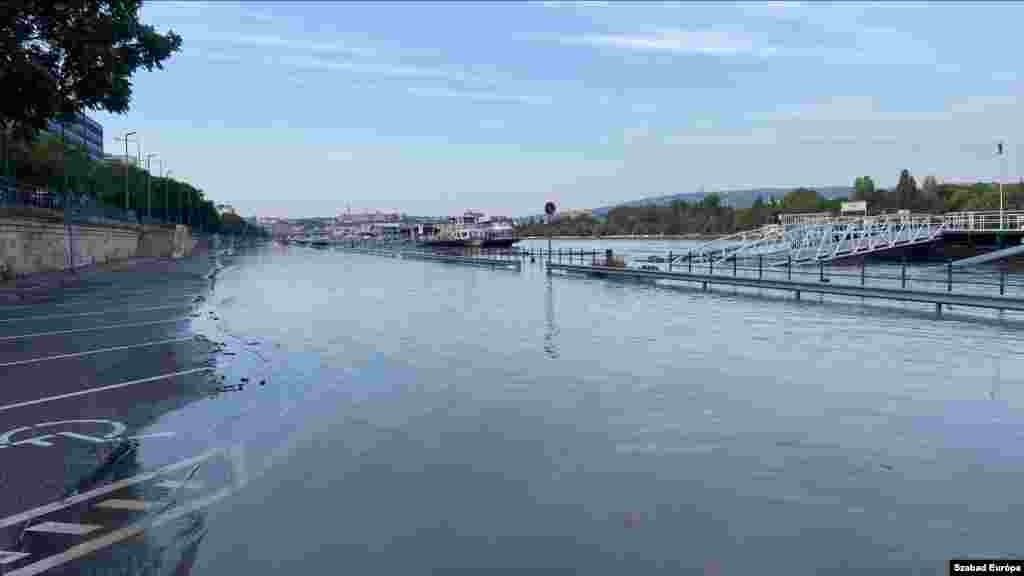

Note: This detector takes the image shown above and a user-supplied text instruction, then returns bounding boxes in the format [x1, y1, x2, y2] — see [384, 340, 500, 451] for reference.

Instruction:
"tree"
[853, 176, 875, 201]
[782, 187, 822, 211]
[920, 175, 942, 212]
[895, 169, 920, 210]
[699, 193, 721, 209]
[0, 0, 183, 146]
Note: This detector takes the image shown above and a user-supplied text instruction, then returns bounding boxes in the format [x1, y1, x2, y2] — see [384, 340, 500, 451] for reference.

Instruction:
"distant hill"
[591, 186, 853, 216]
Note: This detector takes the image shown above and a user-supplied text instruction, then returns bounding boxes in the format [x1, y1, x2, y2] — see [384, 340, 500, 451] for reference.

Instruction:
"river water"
[162, 241, 1024, 575]
[10, 241, 1021, 574]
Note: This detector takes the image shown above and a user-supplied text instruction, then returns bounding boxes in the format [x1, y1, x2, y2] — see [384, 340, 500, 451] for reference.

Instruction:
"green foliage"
[3, 133, 226, 232]
[0, 0, 183, 140]
[853, 176, 875, 200]
[781, 188, 823, 211]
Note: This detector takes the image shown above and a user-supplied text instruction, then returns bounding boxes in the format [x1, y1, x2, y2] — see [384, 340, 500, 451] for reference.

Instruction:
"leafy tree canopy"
[0, 0, 182, 139]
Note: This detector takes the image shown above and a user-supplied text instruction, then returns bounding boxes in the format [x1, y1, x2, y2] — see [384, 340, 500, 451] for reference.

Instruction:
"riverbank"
[0, 249, 217, 303]
[518, 234, 724, 241]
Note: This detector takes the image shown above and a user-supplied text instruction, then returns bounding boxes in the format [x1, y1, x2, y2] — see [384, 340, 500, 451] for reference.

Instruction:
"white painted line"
[0, 449, 219, 529]
[0, 317, 190, 341]
[0, 367, 214, 414]
[154, 480, 204, 491]
[0, 292, 203, 313]
[94, 499, 157, 512]
[0, 550, 31, 565]
[0, 336, 196, 368]
[6, 486, 234, 576]
[0, 304, 192, 323]
[25, 521, 102, 536]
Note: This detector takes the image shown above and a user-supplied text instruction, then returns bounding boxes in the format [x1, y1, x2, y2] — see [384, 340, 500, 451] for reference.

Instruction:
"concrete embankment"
[0, 208, 204, 281]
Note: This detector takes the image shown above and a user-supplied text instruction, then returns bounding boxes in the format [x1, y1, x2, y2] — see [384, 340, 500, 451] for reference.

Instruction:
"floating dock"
[547, 263, 1024, 314]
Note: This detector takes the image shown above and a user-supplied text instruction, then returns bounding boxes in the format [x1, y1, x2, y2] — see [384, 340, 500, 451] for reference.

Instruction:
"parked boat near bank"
[418, 211, 519, 249]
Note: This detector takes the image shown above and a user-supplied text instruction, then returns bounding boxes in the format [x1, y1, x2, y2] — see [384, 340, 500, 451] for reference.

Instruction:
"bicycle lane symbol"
[0, 420, 175, 449]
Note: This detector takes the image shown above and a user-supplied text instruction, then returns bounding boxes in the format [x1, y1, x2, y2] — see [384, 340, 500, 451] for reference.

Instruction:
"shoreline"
[517, 235, 724, 241]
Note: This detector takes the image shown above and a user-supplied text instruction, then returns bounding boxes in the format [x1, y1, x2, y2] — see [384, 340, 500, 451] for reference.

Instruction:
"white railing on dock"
[679, 210, 1024, 266]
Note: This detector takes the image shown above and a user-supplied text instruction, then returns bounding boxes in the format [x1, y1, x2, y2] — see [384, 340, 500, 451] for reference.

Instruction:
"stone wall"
[0, 216, 196, 279]
[137, 225, 176, 258]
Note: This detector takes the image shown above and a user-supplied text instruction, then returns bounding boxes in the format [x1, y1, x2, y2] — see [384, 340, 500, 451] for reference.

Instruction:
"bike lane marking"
[0, 368, 214, 414]
[0, 337, 196, 368]
[0, 304, 192, 324]
[0, 317, 190, 342]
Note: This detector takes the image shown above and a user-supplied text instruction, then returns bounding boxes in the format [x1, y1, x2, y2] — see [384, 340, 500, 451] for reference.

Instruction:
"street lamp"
[165, 169, 174, 224]
[145, 153, 159, 221]
[118, 131, 136, 211]
[998, 141, 1006, 231]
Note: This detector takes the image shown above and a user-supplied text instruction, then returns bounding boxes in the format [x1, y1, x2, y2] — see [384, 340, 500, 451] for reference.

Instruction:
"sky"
[94, 1, 1024, 218]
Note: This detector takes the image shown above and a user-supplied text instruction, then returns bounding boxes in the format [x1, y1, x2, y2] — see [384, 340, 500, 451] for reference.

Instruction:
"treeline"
[517, 169, 1024, 237]
[1, 133, 249, 235]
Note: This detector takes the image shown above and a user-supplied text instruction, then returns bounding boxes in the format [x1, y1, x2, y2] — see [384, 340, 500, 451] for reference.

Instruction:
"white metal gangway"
[672, 210, 1024, 267]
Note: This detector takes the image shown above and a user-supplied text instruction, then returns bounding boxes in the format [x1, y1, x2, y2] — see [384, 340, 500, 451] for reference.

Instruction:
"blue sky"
[95, 1, 1024, 218]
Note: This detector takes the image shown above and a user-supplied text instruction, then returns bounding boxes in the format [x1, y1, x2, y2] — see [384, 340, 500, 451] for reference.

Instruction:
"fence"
[563, 248, 1024, 301]
[1, 176, 140, 224]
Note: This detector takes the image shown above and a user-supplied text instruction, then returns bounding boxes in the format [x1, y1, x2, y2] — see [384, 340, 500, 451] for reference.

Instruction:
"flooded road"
[2, 243, 1024, 574]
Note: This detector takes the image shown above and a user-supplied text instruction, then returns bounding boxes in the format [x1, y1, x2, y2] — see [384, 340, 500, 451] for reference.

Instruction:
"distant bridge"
[675, 210, 1024, 267]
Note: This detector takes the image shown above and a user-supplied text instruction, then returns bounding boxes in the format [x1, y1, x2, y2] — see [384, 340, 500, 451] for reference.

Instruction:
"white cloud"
[284, 56, 454, 80]
[245, 9, 274, 22]
[227, 34, 375, 57]
[562, 29, 777, 57]
[407, 86, 549, 106]
[539, 1, 610, 8]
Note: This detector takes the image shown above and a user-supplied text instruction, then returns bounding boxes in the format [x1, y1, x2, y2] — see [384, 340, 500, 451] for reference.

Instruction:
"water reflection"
[991, 355, 1001, 402]
[544, 276, 559, 359]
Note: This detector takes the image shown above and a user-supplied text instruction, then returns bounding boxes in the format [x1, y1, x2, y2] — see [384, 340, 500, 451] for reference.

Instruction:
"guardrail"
[547, 262, 1024, 315]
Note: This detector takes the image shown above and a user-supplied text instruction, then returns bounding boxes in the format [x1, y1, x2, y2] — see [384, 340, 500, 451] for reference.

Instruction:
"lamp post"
[165, 169, 174, 224]
[119, 131, 136, 211]
[998, 141, 1006, 231]
[145, 153, 158, 221]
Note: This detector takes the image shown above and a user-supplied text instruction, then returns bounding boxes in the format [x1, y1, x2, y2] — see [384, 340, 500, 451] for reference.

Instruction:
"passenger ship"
[419, 211, 519, 249]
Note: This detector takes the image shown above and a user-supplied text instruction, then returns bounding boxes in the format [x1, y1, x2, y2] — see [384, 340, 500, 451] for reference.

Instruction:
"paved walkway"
[0, 247, 230, 575]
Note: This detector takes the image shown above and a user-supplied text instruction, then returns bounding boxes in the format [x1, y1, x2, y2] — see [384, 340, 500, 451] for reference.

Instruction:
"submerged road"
[0, 252, 239, 575]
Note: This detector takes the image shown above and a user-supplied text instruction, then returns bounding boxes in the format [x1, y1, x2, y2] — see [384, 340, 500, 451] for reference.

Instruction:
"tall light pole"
[998, 141, 1006, 231]
[145, 153, 158, 221]
[119, 131, 136, 211]
[165, 169, 174, 224]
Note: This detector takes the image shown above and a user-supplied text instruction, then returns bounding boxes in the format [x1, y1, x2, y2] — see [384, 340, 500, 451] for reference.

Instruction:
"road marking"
[0, 449, 219, 529]
[0, 367, 214, 414]
[0, 304, 193, 324]
[0, 317, 190, 341]
[155, 480, 204, 490]
[6, 487, 234, 576]
[25, 521, 102, 536]
[0, 292, 203, 314]
[0, 336, 196, 368]
[0, 551, 31, 565]
[94, 499, 157, 512]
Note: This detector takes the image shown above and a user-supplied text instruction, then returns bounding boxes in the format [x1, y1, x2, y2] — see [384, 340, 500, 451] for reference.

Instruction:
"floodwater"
[3, 241, 1024, 575]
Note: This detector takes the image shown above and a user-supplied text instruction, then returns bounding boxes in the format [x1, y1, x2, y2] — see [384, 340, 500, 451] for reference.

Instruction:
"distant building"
[337, 211, 400, 225]
[45, 112, 103, 160]
[216, 204, 237, 216]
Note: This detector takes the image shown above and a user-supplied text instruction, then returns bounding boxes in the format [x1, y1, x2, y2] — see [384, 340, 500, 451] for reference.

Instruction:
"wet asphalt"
[0, 250, 232, 575]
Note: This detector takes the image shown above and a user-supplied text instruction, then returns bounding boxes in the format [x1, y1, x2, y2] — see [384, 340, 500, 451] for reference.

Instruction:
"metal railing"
[942, 210, 1024, 232]
[1, 177, 140, 224]
[615, 248, 1024, 300]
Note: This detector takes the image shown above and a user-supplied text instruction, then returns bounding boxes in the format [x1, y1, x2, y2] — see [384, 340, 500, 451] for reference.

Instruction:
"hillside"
[591, 186, 853, 216]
